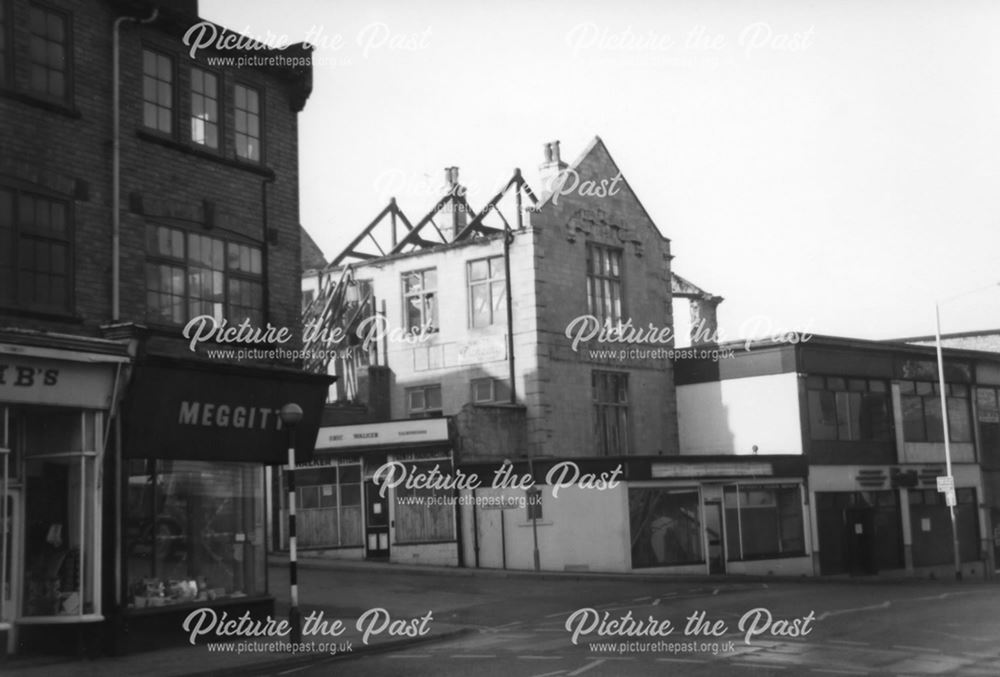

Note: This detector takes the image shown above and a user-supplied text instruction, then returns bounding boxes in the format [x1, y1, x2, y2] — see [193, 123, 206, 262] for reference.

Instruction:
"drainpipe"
[112, 8, 158, 321]
[261, 176, 275, 323]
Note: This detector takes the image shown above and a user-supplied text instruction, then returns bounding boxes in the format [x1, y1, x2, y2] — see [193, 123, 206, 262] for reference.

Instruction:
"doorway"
[364, 480, 389, 559]
[704, 500, 726, 574]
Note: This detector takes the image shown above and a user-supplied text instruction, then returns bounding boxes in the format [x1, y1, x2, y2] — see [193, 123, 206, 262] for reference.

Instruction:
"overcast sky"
[201, 0, 1000, 342]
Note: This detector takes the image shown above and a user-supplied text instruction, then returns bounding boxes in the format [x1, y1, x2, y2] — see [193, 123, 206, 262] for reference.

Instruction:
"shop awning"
[123, 358, 335, 464]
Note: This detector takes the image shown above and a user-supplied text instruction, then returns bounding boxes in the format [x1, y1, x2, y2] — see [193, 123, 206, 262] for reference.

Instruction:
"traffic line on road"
[810, 669, 869, 676]
[731, 662, 787, 670]
[655, 657, 705, 664]
[828, 639, 870, 647]
[493, 620, 523, 629]
[816, 600, 890, 621]
[520, 655, 564, 660]
[633, 596, 651, 602]
[451, 654, 498, 658]
[386, 654, 433, 659]
[892, 644, 941, 653]
[529, 671, 566, 677]
[567, 659, 606, 675]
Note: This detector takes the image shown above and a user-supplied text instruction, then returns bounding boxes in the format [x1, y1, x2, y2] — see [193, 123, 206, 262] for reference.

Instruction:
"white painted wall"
[677, 373, 803, 455]
[461, 484, 631, 572]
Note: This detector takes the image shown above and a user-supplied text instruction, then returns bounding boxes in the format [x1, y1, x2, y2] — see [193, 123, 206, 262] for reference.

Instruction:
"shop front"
[275, 418, 459, 567]
[0, 337, 129, 656]
[809, 463, 987, 578]
[118, 356, 331, 651]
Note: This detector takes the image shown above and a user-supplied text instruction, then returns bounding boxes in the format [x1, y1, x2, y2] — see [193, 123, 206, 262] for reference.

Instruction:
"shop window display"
[125, 460, 265, 608]
[20, 408, 100, 618]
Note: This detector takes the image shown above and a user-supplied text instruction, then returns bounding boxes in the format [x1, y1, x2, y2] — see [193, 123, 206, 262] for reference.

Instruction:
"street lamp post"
[934, 282, 1000, 582]
[934, 303, 962, 581]
[279, 403, 304, 641]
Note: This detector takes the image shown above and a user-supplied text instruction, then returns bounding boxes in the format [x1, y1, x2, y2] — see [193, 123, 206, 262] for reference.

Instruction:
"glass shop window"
[125, 459, 265, 609]
[22, 408, 101, 618]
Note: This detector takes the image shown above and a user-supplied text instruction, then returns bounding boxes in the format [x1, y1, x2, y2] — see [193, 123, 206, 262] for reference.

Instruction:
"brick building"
[0, 0, 329, 656]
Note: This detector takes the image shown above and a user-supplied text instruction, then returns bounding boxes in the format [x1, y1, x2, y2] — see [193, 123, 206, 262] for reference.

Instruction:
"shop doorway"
[845, 507, 877, 575]
[2, 491, 20, 654]
[704, 500, 726, 574]
[364, 480, 389, 559]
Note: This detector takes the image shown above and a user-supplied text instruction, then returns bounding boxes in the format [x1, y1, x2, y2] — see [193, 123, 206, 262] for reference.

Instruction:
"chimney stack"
[689, 295, 723, 345]
[539, 140, 569, 199]
[438, 166, 467, 242]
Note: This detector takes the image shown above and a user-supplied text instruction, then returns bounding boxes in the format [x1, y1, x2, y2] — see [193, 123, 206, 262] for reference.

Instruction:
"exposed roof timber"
[671, 271, 722, 302]
[330, 169, 541, 266]
[390, 190, 460, 255]
[329, 199, 412, 268]
[454, 169, 538, 242]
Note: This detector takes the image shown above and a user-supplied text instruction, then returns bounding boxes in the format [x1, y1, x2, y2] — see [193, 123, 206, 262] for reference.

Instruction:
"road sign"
[936, 475, 954, 493]
[944, 488, 957, 507]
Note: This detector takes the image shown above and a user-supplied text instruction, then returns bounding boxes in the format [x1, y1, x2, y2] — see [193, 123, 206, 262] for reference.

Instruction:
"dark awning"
[123, 357, 335, 464]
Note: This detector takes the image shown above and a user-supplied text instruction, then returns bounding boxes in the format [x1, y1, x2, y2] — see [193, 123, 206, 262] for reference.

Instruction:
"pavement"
[1, 556, 997, 677]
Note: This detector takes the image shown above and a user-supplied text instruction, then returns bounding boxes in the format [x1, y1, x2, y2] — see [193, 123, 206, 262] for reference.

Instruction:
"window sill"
[16, 613, 104, 625]
[392, 539, 456, 546]
[124, 594, 271, 616]
[136, 129, 275, 179]
[0, 87, 81, 118]
[728, 551, 808, 563]
[0, 304, 83, 323]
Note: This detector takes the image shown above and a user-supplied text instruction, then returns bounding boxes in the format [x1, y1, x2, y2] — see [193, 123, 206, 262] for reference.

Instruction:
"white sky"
[200, 0, 1000, 341]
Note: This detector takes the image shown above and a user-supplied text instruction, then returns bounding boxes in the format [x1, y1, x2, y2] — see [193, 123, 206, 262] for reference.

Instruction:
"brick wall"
[0, 0, 308, 361]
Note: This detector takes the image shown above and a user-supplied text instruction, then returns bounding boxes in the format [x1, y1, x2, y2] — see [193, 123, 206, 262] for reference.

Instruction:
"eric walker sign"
[124, 361, 333, 463]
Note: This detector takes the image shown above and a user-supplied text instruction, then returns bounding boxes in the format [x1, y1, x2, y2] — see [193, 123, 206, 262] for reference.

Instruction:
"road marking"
[386, 654, 433, 659]
[732, 662, 787, 670]
[494, 620, 523, 629]
[451, 654, 498, 658]
[633, 596, 651, 602]
[828, 640, 870, 647]
[520, 655, 564, 660]
[568, 659, 606, 675]
[809, 669, 868, 676]
[546, 610, 571, 618]
[892, 644, 941, 653]
[817, 600, 890, 621]
[530, 671, 566, 677]
[655, 657, 705, 664]
[651, 598, 661, 605]
[276, 667, 310, 675]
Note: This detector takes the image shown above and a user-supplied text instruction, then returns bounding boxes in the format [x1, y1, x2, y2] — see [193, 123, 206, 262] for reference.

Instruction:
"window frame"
[144, 222, 264, 327]
[26, 1, 73, 104]
[899, 379, 973, 443]
[466, 255, 506, 328]
[723, 483, 806, 561]
[189, 65, 221, 151]
[0, 0, 12, 87]
[470, 377, 509, 404]
[593, 370, 630, 456]
[401, 268, 439, 334]
[406, 384, 443, 419]
[586, 242, 624, 327]
[0, 184, 75, 313]
[805, 375, 892, 442]
[141, 46, 175, 136]
[233, 81, 263, 163]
